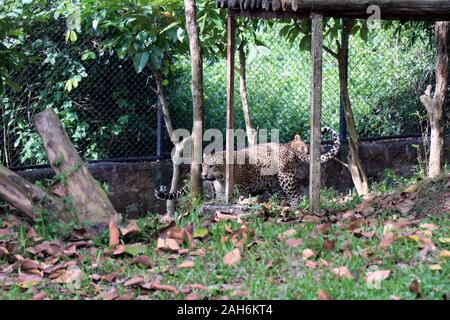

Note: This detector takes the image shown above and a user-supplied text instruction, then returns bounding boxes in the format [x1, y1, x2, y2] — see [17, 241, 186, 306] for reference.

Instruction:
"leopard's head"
[202, 152, 225, 182]
[289, 134, 309, 159]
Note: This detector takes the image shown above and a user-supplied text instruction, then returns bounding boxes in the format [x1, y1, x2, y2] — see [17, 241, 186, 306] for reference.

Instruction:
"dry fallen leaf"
[305, 260, 317, 268]
[278, 229, 297, 240]
[120, 220, 141, 237]
[109, 218, 120, 247]
[190, 248, 206, 257]
[319, 258, 329, 268]
[178, 260, 195, 269]
[31, 292, 47, 300]
[396, 198, 414, 214]
[403, 184, 418, 193]
[323, 239, 335, 252]
[53, 266, 82, 288]
[420, 223, 438, 230]
[438, 250, 450, 258]
[409, 279, 422, 298]
[215, 213, 241, 222]
[112, 244, 126, 256]
[101, 288, 120, 300]
[185, 293, 198, 300]
[365, 270, 391, 286]
[166, 226, 185, 241]
[152, 282, 178, 293]
[124, 276, 145, 287]
[302, 249, 314, 260]
[378, 232, 396, 249]
[438, 238, 450, 244]
[0, 246, 9, 258]
[189, 284, 208, 291]
[223, 248, 241, 266]
[116, 294, 135, 300]
[317, 289, 334, 300]
[332, 266, 353, 279]
[231, 231, 248, 249]
[429, 264, 442, 271]
[157, 237, 180, 252]
[132, 255, 153, 268]
[184, 224, 196, 249]
[231, 290, 248, 297]
[19, 259, 41, 271]
[17, 273, 43, 288]
[284, 238, 303, 247]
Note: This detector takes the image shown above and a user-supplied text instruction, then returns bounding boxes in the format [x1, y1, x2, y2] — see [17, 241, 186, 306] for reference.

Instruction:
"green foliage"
[0, 0, 49, 94]
[0, 1, 438, 169]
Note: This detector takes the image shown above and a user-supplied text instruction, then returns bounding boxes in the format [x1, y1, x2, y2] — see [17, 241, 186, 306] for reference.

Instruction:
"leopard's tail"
[154, 185, 188, 200]
[305, 127, 341, 163]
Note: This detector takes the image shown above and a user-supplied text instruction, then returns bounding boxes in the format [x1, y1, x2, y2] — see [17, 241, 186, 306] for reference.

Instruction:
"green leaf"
[133, 51, 149, 73]
[257, 46, 271, 57]
[65, 30, 70, 43]
[299, 35, 311, 52]
[176, 27, 185, 42]
[192, 228, 208, 239]
[5, 78, 21, 92]
[69, 30, 77, 42]
[160, 21, 180, 34]
[124, 244, 147, 256]
[247, 44, 258, 64]
[359, 23, 369, 42]
[162, 79, 169, 86]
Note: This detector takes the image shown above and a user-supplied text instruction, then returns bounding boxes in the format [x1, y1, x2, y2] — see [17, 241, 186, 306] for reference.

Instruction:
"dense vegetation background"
[0, 0, 438, 168]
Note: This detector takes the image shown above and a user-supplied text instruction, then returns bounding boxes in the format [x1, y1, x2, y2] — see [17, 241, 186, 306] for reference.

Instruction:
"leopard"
[155, 127, 340, 207]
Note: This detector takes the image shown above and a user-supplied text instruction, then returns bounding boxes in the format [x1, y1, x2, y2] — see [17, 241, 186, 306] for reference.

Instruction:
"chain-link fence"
[1, 19, 445, 170]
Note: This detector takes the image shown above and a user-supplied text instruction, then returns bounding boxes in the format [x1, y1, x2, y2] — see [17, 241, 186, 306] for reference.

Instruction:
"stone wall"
[15, 137, 449, 216]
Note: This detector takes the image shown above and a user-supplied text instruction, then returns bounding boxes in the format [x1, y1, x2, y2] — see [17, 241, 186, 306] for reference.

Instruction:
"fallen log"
[33, 108, 117, 231]
[0, 165, 70, 223]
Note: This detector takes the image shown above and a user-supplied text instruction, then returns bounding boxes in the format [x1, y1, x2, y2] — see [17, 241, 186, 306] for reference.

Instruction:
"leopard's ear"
[294, 134, 301, 141]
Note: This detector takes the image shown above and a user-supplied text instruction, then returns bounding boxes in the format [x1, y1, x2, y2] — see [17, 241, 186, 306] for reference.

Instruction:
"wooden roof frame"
[217, 0, 450, 213]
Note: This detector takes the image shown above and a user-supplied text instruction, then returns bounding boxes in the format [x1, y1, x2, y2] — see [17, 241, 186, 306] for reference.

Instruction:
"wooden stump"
[33, 108, 118, 231]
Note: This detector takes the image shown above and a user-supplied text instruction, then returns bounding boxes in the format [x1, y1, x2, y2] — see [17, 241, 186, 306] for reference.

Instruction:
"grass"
[0, 172, 449, 300]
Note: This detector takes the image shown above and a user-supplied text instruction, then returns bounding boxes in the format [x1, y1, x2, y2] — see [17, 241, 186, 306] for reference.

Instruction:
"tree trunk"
[184, 0, 204, 198]
[153, 69, 191, 217]
[420, 21, 449, 179]
[0, 165, 69, 223]
[33, 108, 116, 231]
[309, 13, 324, 214]
[238, 43, 257, 146]
[337, 19, 369, 196]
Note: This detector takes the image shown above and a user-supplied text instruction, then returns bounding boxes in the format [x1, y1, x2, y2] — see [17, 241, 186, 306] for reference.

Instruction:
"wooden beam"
[309, 13, 323, 215]
[219, 0, 450, 21]
[225, 15, 236, 203]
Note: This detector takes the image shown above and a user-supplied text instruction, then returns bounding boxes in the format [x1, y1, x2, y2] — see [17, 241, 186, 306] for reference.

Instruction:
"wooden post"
[309, 13, 323, 215]
[225, 14, 236, 202]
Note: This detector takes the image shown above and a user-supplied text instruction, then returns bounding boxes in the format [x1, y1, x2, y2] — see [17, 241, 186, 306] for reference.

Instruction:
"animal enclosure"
[1, 18, 445, 170]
